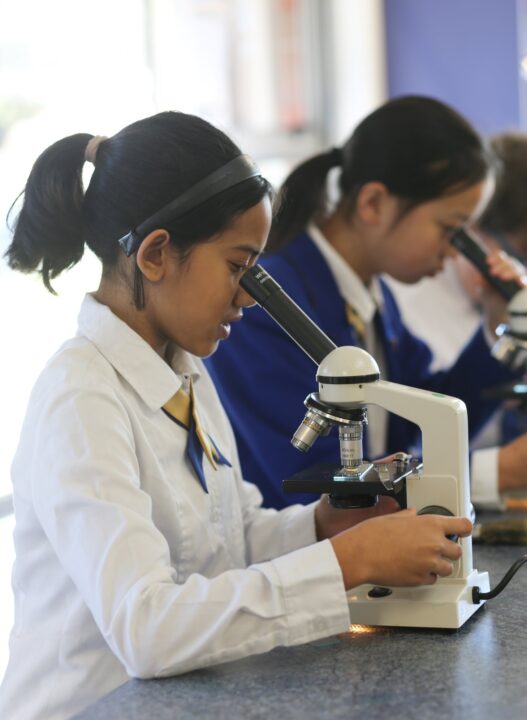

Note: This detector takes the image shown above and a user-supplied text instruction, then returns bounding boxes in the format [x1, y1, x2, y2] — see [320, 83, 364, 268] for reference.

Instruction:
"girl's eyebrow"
[232, 244, 263, 256]
[444, 212, 470, 223]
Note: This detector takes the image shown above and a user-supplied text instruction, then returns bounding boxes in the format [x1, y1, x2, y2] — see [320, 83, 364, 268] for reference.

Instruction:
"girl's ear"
[355, 182, 392, 226]
[136, 229, 172, 281]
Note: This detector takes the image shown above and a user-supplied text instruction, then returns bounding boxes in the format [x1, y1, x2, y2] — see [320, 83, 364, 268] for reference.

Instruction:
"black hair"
[6, 111, 271, 305]
[269, 95, 493, 250]
[479, 133, 527, 251]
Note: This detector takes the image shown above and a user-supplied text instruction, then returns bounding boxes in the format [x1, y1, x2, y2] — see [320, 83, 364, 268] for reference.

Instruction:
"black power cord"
[473, 554, 527, 604]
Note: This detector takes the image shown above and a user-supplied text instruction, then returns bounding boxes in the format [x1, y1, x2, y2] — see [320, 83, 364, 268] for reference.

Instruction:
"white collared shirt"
[0, 295, 349, 720]
[309, 223, 388, 458]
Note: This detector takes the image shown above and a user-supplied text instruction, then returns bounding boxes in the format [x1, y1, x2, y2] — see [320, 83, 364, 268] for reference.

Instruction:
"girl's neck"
[317, 210, 377, 285]
[93, 278, 169, 358]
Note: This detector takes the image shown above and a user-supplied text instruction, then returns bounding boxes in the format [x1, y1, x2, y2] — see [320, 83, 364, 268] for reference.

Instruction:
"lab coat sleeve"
[236, 471, 322, 563]
[31, 382, 350, 679]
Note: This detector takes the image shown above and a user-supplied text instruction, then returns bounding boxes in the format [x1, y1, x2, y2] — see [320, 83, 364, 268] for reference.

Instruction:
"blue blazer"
[206, 232, 515, 509]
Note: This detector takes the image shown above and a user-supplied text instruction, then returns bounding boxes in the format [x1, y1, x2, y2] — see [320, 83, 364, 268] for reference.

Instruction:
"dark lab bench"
[75, 542, 527, 720]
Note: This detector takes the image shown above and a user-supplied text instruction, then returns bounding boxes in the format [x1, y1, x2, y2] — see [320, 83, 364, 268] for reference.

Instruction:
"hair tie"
[328, 146, 343, 167]
[84, 135, 108, 165]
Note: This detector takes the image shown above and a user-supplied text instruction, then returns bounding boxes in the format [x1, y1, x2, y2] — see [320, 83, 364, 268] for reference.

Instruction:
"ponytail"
[6, 112, 271, 301]
[268, 148, 341, 251]
[6, 133, 94, 293]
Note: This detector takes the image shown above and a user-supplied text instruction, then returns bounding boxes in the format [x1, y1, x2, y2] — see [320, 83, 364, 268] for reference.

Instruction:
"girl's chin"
[394, 273, 422, 285]
[425, 268, 442, 278]
[197, 338, 221, 359]
[397, 268, 440, 283]
[184, 328, 229, 357]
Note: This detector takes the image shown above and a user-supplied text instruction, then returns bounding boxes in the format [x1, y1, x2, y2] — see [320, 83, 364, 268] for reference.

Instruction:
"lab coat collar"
[77, 294, 202, 411]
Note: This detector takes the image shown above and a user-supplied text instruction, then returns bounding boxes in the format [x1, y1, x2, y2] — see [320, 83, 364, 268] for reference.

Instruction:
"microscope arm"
[365, 381, 471, 517]
[324, 374, 472, 578]
[317, 348, 471, 519]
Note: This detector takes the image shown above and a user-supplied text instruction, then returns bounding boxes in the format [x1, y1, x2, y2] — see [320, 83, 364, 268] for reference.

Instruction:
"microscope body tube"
[451, 228, 520, 301]
[240, 265, 337, 365]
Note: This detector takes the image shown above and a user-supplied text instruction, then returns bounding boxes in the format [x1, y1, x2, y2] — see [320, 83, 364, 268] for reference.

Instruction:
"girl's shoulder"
[30, 336, 124, 410]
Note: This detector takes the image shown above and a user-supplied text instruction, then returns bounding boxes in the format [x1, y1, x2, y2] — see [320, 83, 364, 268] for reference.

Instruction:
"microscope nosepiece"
[493, 324, 527, 370]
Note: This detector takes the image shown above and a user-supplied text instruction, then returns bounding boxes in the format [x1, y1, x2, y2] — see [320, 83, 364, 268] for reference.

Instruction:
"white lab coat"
[0, 295, 349, 720]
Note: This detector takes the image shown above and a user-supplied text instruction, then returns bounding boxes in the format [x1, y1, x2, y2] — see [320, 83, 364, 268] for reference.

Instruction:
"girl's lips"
[218, 322, 231, 339]
[218, 313, 242, 340]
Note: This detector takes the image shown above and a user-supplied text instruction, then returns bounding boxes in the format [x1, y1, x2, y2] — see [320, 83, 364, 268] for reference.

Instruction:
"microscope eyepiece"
[240, 265, 337, 365]
[451, 228, 527, 371]
[451, 228, 520, 301]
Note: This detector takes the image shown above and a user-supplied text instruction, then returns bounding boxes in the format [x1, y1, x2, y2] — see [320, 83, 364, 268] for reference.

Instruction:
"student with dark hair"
[206, 96, 525, 511]
[479, 132, 527, 257]
[389, 130, 527, 506]
[0, 111, 472, 720]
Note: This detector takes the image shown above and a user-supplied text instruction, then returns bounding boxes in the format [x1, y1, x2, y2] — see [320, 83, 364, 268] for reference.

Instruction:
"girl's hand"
[315, 494, 400, 540]
[486, 249, 527, 286]
[479, 250, 527, 332]
[315, 453, 405, 540]
[329, 509, 472, 590]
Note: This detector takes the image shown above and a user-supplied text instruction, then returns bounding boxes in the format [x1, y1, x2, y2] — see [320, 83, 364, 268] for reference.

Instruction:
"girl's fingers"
[434, 559, 455, 578]
[441, 539, 463, 561]
[487, 252, 527, 283]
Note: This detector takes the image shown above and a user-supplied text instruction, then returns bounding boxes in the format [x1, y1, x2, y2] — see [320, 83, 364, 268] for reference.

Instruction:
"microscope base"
[347, 569, 490, 629]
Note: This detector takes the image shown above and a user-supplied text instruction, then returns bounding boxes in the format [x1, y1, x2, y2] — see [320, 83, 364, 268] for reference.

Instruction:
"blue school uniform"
[206, 231, 514, 509]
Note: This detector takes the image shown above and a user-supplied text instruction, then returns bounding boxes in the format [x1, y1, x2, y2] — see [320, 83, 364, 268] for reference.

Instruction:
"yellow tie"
[163, 384, 191, 426]
[163, 379, 230, 490]
[346, 303, 366, 343]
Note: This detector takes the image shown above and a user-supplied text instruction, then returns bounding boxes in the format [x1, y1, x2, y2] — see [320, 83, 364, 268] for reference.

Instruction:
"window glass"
[0, 0, 153, 497]
[0, 0, 323, 498]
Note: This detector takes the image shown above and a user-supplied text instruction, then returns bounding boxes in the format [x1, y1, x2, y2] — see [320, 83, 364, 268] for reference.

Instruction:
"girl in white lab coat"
[0, 111, 470, 720]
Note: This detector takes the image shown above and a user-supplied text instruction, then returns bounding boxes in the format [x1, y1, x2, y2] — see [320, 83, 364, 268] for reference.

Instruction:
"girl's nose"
[235, 285, 257, 309]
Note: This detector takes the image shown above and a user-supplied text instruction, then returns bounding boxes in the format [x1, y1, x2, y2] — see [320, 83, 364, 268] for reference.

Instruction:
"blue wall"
[384, 0, 521, 135]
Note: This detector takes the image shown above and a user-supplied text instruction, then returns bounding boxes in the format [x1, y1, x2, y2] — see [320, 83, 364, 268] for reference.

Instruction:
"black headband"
[118, 154, 262, 256]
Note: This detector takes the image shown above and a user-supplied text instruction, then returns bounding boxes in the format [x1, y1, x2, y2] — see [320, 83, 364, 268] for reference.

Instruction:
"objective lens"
[291, 409, 329, 452]
[338, 424, 363, 469]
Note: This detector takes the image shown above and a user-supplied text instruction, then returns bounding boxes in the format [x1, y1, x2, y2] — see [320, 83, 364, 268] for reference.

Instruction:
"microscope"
[452, 228, 527, 409]
[240, 265, 490, 629]
[452, 228, 527, 373]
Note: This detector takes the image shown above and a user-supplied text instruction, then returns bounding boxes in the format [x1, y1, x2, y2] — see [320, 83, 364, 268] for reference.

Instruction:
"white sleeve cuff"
[470, 447, 505, 510]
[269, 539, 350, 645]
